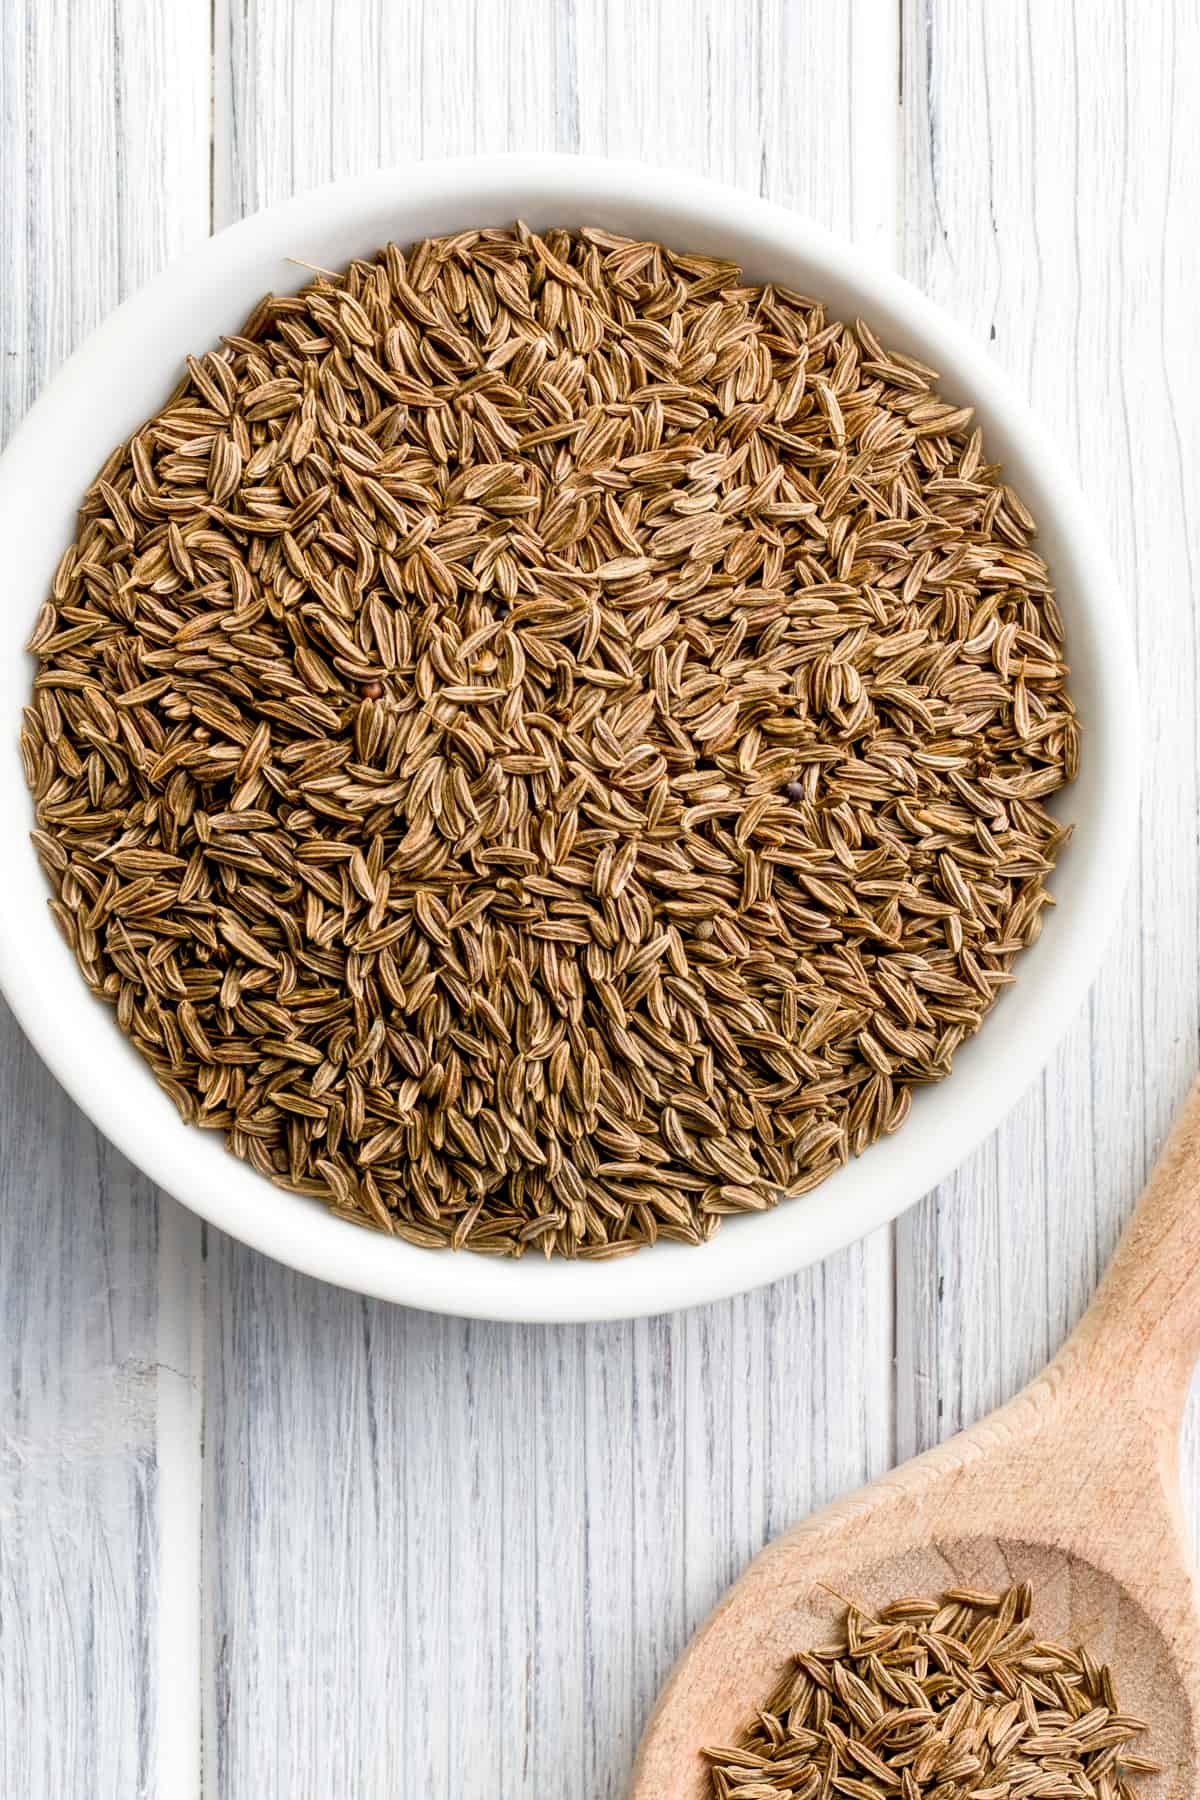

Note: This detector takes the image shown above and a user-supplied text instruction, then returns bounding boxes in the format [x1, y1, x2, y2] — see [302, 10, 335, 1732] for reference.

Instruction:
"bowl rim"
[0, 152, 1139, 1322]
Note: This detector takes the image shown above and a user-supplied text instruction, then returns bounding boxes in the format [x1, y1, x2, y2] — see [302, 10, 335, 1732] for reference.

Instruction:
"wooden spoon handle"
[1059, 1078, 1200, 1427]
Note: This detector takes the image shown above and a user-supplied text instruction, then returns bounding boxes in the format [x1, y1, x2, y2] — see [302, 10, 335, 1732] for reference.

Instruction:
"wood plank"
[0, 3, 209, 1795]
[591, 9, 899, 1789]
[204, 2, 897, 1795]
[895, 0, 1200, 1553]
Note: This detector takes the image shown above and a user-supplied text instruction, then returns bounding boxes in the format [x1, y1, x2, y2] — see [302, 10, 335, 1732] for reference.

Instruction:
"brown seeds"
[703, 1587, 1159, 1799]
[24, 223, 1075, 1258]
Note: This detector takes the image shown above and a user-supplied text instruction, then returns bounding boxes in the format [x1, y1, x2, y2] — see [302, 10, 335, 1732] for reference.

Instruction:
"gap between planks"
[155, 1205, 205, 1799]
[850, 0, 903, 1482]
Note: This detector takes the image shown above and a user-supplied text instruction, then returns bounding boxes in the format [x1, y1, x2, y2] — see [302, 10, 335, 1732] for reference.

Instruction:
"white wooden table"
[2, 2, 1197, 1794]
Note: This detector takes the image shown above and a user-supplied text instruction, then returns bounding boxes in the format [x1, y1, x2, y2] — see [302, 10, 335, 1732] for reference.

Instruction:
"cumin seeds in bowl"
[22, 222, 1076, 1260]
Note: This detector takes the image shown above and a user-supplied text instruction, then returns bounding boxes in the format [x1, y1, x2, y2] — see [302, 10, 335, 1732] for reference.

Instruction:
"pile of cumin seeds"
[23, 223, 1077, 1259]
[702, 1585, 1161, 1800]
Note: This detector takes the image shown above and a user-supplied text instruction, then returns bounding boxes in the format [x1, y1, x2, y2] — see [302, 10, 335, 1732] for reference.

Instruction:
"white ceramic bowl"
[0, 155, 1138, 1323]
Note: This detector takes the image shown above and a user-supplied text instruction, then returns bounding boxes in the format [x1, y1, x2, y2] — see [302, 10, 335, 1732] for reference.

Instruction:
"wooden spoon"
[631, 1082, 1200, 1799]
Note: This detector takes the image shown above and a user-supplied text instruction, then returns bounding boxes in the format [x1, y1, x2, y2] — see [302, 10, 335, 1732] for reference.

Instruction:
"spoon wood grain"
[631, 1081, 1200, 1799]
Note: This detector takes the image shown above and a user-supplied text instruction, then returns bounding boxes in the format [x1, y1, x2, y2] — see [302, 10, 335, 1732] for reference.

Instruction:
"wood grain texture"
[0, 5, 209, 1798]
[894, 0, 1200, 1565]
[635, 1082, 1200, 1799]
[3, 1, 1200, 1795]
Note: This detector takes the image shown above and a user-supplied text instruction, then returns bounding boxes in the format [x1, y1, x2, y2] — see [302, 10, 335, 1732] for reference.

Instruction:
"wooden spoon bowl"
[631, 1085, 1200, 1798]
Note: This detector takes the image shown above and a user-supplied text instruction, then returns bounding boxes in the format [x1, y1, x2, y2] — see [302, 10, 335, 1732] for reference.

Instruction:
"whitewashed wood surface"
[1, 2, 1197, 1795]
